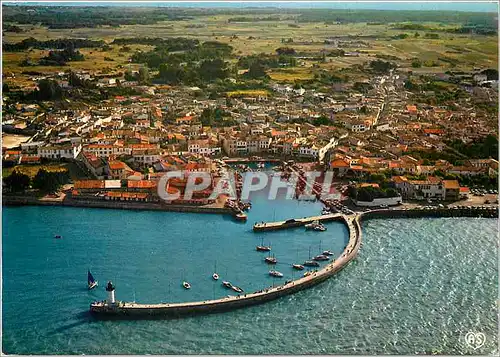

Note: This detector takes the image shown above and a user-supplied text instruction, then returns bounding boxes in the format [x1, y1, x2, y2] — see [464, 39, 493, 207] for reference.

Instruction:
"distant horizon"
[2, 1, 499, 13]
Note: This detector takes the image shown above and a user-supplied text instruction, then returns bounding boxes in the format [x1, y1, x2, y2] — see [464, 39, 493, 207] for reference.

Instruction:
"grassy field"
[268, 68, 315, 82]
[2, 13, 498, 88]
[3, 44, 153, 79]
[226, 89, 270, 97]
[2, 162, 89, 181]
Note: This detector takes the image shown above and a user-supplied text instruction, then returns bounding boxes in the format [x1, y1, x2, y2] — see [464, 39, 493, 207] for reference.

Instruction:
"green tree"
[138, 66, 150, 84]
[4, 170, 31, 192]
[158, 63, 183, 84]
[313, 116, 330, 126]
[247, 61, 267, 79]
[275, 47, 296, 55]
[124, 69, 136, 81]
[198, 59, 228, 81]
[36, 79, 62, 100]
[200, 107, 215, 126]
[32, 169, 68, 193]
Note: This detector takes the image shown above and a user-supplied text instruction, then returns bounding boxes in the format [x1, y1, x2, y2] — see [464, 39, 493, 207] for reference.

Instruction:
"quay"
[90, 214, 362, 317]
[253, 213, 343, 231]
[3, 195, 235, 216]
[223, 158, 281, 164]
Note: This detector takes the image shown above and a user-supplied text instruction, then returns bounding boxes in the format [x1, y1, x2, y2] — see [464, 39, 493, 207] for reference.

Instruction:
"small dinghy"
[182, 281, 191, 289]
[231, 285, 244, 293]
[212, 262, 219, 280]
[303, 260, 320, 267]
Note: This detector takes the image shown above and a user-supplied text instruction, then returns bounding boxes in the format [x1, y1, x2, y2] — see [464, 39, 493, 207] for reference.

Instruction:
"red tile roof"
[74, 180, 105, 189]
[330, 159, 350, 168]
[127, 180, 157, 189]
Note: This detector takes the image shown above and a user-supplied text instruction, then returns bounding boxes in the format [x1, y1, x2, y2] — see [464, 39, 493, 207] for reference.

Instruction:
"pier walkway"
[253, 213, 345, 231]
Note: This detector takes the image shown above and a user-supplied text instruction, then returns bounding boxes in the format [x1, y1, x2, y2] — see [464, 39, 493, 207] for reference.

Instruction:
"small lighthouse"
[105, 281, 116, 304]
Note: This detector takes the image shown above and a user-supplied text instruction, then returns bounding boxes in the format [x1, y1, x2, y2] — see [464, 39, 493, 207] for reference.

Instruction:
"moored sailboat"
[269, 270, 284, 278]
[313, 254, 330, 261]
[265, 254, 277, 264]
[256, 238, 271, 252]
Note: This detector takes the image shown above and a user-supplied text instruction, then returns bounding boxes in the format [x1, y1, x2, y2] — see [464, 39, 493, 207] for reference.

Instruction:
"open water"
[2, 194, 497, 354]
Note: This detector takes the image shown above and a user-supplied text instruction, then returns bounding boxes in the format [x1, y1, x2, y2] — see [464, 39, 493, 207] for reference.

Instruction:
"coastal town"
[3, 65, 498, 210]
[2, 4, 499, 355]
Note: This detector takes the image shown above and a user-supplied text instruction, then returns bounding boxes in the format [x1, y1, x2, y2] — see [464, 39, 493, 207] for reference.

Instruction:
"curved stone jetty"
[90, 204, 496, 318]
[90, 214, 362, 317]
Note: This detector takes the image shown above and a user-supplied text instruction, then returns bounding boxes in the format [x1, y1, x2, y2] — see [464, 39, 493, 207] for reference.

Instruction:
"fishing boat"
[231, 285, 244, 293]
[322, 250, 334, 256]
[87, 270, 98, 290]
[313, 254, 330, 261]
[256, 245, 271, 252]
[54, 235, 62, 239]
[182, 281, 191, 289]
[313, 224, 327, 232]
[269, 270, 283, 278]
[222, 281, 233, 289]
[303, 260, 320, 267]
[305, 220, 326, 231]
[235, 212, 247, 221]
[292, 264, 305, 270]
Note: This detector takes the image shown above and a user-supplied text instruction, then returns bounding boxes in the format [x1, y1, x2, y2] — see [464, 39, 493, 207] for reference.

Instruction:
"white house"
[38, 143, 82, 160]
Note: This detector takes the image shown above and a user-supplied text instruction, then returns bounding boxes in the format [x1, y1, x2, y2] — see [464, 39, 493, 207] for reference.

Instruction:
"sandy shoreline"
[2, 134, 31, 149]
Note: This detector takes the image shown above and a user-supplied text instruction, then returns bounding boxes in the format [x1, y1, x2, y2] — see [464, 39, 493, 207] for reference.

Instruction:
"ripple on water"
[2, 207, 498, 354]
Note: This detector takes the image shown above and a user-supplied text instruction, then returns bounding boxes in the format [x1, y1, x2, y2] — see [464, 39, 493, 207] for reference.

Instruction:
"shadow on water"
[51, 311, 96, 333]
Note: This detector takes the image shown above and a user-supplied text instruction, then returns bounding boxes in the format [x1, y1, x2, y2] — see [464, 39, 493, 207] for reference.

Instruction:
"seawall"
[90, 214, 362, 318]
[3, 195, 234, 215]
[360, 206, 498, 220]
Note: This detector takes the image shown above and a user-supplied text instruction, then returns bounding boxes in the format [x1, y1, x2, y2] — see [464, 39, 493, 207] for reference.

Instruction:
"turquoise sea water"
[2, 194, 498, 355]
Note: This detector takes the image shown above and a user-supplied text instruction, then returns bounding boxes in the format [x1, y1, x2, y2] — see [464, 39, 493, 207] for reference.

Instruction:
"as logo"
[464, 332, 486, 350]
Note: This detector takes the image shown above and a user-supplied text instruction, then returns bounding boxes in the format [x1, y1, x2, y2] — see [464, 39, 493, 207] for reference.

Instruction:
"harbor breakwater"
[361, 206, 498, 220]
[89, 205, 497, 318]
[90, 214, 362, 318]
